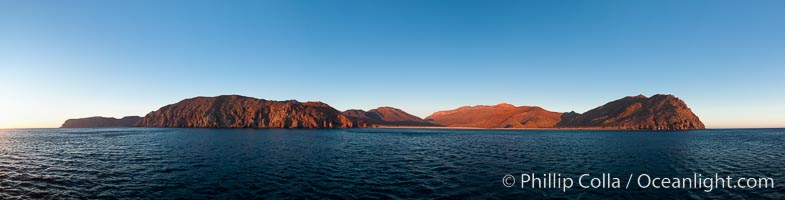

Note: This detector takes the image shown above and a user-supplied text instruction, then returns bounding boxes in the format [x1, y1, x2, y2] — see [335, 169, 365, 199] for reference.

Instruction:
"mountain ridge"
[62, 94, 704, 130]
[136, 95, 361, 128]
[342, 107, 435, 126]
[426, 104, 562, 128]
[426, 94, 704, 130]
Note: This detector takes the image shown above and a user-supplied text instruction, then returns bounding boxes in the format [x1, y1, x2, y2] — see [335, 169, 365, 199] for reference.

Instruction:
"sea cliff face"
[556, 94, 705, 130]
[342, 107, 434, 126]
[61, 116, 142, 128]
[137, 95, 362, 128]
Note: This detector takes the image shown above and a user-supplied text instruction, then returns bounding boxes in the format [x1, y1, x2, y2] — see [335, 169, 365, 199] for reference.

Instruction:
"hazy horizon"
[2, 0, 784, 129]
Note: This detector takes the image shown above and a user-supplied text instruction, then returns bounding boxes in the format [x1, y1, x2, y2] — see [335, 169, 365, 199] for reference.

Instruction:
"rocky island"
[555, 94, 705, 130]
[62, 94, 704, 130]
[61, 116, 142, 128]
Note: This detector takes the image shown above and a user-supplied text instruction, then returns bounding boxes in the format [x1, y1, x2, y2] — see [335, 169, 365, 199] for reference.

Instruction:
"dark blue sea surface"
[1, 128, 784, 199]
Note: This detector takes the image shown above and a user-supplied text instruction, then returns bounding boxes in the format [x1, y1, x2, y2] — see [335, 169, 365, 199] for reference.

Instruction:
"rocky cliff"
[342, 107, 434, 126]
[556, 94, 705, 130]
[426, 94, 704, 130]
[61, 116, 142, 128]
[425, 103, 563, 128]
[136, 95, 364, 128]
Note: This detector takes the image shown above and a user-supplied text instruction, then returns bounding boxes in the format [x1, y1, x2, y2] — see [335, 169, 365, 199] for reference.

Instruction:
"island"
[61, 116, 142, 128]
[62, 94, 704, 130]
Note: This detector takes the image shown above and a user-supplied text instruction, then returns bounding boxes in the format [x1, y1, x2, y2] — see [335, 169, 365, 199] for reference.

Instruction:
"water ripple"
[0, 128, 783, 199]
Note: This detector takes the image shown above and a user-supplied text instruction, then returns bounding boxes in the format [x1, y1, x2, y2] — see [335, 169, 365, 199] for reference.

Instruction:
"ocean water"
[0, 128, 783, 199]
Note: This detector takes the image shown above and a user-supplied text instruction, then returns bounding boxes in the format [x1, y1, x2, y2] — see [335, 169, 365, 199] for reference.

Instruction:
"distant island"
[61, 116, 143, 128]
[62, 94, 704, 130]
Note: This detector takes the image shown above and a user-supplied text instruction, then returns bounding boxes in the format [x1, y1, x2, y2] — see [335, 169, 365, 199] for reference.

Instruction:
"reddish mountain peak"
[631, 94, 647, 98]
[342, 106, 433, 126]
[303, 101, 331, 107]
[556, 94, 704, 130]
[137, 95, 361, 128]
[180, 95, 268, 104]
[444, 103, 518, 110]
[494, 103, 516, 108]
[212, 94, 260, 100]
[369, 106, 429, 123]
[650, 94, 678, 100]
[426, 103, 562, 128]
[343, 109, 366, 113]
[370, 106, 402, 112]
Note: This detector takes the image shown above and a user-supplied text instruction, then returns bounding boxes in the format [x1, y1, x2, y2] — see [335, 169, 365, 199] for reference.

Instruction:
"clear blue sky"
[1, 0, 784, 128]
